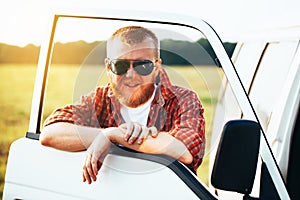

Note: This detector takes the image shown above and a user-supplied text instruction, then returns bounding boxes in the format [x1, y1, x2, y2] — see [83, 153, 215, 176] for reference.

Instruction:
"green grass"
[0, 64, 37, 197]
[0, 64, 223, 196]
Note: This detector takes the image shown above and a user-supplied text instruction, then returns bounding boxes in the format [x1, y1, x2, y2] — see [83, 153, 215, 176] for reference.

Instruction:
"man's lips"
[124, 83, 140, 88]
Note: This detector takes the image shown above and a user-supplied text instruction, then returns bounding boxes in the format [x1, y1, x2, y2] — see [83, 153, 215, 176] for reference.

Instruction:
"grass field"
[0, 64, 223, 197]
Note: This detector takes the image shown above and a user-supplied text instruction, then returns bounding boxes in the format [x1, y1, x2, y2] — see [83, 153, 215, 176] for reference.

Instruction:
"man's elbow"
[179, 151, 193, 164]
[39, 126, 55, 147]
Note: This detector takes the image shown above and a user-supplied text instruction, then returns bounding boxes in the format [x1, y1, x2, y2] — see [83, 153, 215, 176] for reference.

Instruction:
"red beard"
[111, 82, 155, 108]
[127, 83, 155, 108]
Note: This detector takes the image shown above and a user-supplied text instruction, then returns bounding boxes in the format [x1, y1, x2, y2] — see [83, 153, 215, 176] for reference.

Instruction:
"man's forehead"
[107, 37, 156, 58]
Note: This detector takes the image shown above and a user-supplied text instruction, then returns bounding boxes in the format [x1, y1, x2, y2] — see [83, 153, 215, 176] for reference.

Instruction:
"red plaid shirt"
[44, 68, 205, 172]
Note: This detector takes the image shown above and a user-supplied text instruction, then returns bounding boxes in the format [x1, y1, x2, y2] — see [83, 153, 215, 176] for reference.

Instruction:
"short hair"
[107, 26, 159, 58]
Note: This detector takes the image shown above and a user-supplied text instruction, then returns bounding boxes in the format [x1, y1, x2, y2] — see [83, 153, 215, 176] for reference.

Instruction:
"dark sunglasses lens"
[111, 60, 130, 75]
[133, 60, 154, 76]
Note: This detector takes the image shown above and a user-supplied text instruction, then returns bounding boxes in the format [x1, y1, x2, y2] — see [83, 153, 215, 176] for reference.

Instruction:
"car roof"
[234, 25, 300, 43]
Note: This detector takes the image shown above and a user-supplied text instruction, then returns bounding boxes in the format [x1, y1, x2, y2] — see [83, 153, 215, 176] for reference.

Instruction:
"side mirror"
[211, 120, 261, 195]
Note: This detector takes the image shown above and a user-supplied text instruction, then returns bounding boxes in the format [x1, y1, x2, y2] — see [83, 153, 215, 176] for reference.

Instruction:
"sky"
[0, 0, 299, 46]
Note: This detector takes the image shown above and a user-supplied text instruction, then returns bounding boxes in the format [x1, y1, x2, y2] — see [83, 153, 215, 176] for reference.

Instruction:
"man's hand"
[82, 132, 111, 184]
[82, 126, 193, 184]
[119, 123, 158, 145]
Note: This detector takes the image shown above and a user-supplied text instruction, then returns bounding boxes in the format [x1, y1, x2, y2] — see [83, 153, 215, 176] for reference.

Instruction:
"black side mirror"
[211, 120, 261, 195]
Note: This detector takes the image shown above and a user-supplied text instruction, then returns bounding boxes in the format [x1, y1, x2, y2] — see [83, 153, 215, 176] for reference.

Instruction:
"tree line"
[0, 39, 236, 65]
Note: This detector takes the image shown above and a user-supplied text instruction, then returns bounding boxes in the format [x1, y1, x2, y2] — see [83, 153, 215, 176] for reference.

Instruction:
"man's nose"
[125, 63, 136, 77]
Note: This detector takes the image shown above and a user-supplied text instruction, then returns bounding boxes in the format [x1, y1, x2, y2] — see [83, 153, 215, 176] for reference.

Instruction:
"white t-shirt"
[120, 86, 156, 126]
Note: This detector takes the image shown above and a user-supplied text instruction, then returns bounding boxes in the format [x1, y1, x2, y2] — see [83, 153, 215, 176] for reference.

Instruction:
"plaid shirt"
[44, 68, 205, 172]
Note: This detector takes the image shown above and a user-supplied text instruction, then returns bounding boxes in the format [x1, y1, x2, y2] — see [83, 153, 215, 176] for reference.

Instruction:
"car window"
[233, 42, 266, 91]
[41, 16, 241, 185]
[248, 41, 299, 132]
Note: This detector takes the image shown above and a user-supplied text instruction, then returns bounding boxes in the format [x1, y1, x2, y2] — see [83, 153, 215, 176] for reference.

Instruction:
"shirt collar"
[156, 67, 176, 102]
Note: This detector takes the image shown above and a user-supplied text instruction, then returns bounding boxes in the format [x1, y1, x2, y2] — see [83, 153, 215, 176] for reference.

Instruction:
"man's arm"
[40, 122, 192, 163]
[40, 122, 101, 151]
[107, 127, 193, 164]
[83, 126, 193, 184]
[40, 122, 192, 184]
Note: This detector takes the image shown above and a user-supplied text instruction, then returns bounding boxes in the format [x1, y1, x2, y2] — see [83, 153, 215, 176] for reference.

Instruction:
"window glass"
[233, 42, 266, 91]
[43, 16, 241, 185]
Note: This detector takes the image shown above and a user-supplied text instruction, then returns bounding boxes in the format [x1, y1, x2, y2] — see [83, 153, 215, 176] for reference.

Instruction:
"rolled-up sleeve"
[43, 90, 99, 128]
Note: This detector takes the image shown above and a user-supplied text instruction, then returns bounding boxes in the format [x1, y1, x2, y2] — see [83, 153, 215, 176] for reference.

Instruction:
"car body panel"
[4, 138, 211, 200]
[209, 26, 300, 199]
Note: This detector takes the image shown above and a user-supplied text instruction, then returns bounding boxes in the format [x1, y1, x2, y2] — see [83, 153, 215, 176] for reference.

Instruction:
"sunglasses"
[109, 59, 156, 76]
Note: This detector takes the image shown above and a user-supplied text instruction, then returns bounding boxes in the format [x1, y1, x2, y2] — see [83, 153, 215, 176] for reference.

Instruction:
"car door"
[4, 9, 222, 200]
[2, 6, 292, 200]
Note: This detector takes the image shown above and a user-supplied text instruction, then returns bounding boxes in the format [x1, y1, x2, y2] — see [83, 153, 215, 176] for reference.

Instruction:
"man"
[40, 26, 205, 184]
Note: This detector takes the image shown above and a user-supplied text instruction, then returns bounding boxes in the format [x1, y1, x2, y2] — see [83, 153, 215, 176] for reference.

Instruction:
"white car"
[3, 5, 299, 200]
[209, 26, 300, 199]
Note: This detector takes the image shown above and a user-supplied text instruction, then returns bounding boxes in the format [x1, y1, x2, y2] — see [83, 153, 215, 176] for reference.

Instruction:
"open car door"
[3, 6, 291, 200]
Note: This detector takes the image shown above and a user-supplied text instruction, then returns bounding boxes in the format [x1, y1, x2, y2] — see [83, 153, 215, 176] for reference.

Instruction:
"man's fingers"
[83, 168, 91, 184]
[119, 123, 158, 144]
[84, 153, 97, 183]
[123, 122, 133, 142]
[91, 154, 99, 177]
[128, 123, 141, 144]
[121, 122, 143, 144]
[82, 133, 111, 185]
[83, 154, 92, 184]
[149, 126, 158, 138]
[137, 126, 148, 144]
[86, 154, 96, 182]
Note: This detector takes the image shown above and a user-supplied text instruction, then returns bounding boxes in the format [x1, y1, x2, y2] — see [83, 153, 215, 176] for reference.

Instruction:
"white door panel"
[4, 138, 202, 200]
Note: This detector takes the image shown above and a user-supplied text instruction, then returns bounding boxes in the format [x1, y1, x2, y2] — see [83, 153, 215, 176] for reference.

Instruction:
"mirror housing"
[211, 120, 261, 195]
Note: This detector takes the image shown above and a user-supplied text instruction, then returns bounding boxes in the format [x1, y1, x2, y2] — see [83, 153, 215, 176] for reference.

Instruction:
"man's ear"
[154, 58, 162, 84]
[154, 58, 162, 74]
[155, 58, 162, 70]
[104, 58, 110, 72]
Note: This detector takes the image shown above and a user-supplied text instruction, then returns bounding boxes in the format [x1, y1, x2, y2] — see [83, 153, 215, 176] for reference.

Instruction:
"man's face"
[106, 37, 161, 108]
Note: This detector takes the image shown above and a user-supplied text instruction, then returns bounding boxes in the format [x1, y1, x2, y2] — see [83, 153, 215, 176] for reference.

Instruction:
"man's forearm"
[105, 128, 193, 164]
[40, 122, 101, 151]
[40, 123, 193, 164]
